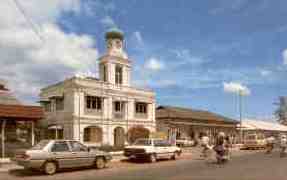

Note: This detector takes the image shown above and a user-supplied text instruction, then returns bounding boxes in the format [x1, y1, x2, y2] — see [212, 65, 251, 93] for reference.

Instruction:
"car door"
[69, 141, 94, 167]
[50, 141, 74, 169]
[154, 140, 167, 158]
[161, 140, 173, 157]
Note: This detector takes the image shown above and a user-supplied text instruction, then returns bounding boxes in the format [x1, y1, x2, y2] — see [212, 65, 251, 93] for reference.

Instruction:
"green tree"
[275, 97, 287, 124]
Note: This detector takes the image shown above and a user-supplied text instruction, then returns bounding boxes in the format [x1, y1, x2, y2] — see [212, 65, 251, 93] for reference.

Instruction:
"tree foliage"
[275, 96, 287, 124]
[127, 126, 150, 143]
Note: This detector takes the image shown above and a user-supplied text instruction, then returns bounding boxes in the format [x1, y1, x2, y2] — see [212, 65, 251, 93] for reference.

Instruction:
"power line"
[12, 0, 45, 42]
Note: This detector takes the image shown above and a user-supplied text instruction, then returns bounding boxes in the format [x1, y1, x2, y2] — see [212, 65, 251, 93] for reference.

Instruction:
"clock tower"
[99, 29, 131, 86]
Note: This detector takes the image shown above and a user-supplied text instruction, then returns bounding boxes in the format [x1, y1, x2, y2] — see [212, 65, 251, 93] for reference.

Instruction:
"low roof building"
[156, 106, 238, 144]
[0, 80, 43, 158]
[241, 119, 287, 132]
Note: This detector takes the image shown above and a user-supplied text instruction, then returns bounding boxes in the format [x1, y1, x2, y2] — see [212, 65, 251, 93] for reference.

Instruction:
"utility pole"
[239, 90, 243, 143]
[78, 87, 81, 142]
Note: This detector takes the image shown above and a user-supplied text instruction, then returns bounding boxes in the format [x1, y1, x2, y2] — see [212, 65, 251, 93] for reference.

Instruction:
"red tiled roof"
[156, 106, 238, 124]
[0, 104, 44, 120]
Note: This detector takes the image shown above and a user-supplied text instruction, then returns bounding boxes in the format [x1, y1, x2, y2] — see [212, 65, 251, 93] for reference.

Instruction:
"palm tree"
[274, 97, 287, 125]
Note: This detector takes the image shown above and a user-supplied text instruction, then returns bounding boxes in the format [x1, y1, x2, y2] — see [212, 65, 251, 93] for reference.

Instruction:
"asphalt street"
[1, 150, 286, 180]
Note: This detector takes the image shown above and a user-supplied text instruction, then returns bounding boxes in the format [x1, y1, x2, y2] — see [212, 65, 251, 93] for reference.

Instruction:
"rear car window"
[70, 141, 88, 152]
[51, 141, 70, 152]
[134, 139, 151, 146]
[246, 135, 256, 140]
[31, 140, 50, 150]
[154, 140, 171, 146]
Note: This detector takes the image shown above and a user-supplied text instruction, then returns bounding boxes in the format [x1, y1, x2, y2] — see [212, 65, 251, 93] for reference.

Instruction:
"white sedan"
[124, 138, 182, 163]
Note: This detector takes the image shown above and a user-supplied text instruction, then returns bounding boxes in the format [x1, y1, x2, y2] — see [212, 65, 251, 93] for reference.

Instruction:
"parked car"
[243, 133, 267, 150]
[13, 140, 112, 175]
[176, 138, 194, 147]
[124, 138, 182, 163]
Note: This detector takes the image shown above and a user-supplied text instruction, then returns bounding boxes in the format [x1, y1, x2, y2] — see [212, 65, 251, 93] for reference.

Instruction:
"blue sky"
[1, 0, 287, 121]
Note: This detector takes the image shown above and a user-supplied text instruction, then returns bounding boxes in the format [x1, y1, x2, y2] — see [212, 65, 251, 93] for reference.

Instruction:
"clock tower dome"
[99, 28, 131, 86]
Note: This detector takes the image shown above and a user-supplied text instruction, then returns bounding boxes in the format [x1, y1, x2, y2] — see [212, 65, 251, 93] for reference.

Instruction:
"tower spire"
[105, 28, 127, 59]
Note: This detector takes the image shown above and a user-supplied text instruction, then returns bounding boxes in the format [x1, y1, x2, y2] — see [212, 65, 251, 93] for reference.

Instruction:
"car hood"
[125, 145, 150, 149]
[90, 149, 111, 156]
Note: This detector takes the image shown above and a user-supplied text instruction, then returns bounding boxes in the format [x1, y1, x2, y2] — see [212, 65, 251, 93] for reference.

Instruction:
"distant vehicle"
[13, 140, 112, 175]
[176, 138, 194, 147]
[243, 133, 267, 150]
[124, 138, 182, 163]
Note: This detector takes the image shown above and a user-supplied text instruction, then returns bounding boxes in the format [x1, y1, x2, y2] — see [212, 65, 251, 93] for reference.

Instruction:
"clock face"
[107, 40, 113, 48]
[115, 40, 122, 49]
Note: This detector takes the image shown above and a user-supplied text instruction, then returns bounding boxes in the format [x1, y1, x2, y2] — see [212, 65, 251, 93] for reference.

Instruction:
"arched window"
[127, 126, 150, 143]
[84, 126, 103, 143]
[115, 65, 123, 85]
[114, 127, 125, 147]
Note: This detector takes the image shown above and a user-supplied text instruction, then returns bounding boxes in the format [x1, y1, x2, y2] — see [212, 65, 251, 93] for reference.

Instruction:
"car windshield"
[31, 140, 50, 150]
[246, 135, 256, 140]
[133, 139, 151, 146]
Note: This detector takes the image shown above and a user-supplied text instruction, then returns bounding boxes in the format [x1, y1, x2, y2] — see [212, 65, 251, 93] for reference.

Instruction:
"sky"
[1, 0, 287, 121]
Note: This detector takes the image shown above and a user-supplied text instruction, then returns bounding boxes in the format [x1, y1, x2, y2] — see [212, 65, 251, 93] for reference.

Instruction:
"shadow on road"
[120, 158, 174, 164]
[8, 166, 109, 177]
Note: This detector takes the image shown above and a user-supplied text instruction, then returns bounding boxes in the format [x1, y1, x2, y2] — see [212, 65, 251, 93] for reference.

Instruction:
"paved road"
[1, 150, 286, 180]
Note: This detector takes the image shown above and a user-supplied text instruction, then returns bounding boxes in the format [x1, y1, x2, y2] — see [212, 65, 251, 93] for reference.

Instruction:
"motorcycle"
[266, 143, 274, 154]
[214, 145, 230, 164]
[280, 146, 286, 157]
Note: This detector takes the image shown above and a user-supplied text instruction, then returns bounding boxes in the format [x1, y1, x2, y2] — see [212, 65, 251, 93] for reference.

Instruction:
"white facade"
[39, 30, 156, 146]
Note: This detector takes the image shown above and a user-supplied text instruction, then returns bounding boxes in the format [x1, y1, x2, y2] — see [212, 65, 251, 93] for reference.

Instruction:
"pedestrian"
[280, 134, 287, 157]
[214, 132, 229, 164]
[266, 134, 275, 154]
[200, 132, 210, 158]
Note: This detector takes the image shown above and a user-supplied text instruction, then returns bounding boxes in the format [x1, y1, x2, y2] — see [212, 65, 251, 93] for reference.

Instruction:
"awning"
[48, 125, 63, 130]
[48, 95, 64, 99]
[240, 119, 287, 132]
[37, 98, 50, 103]
[169, 121, 237, 128]
[0, 104, 43, 120]
[134, 99, 153, 104]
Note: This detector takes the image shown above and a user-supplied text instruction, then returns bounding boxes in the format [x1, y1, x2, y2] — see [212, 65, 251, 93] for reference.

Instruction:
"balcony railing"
[113, 112, 125, 119]
[85, 108, 103, 116]
[135, 113, 148, 119]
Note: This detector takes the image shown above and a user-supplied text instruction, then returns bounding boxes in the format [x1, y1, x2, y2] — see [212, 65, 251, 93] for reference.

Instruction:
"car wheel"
[149, 153, 157, 163]
[95, 157, 106, 169]
[43, 162, 57, 175]
[171, 151, 180, 160]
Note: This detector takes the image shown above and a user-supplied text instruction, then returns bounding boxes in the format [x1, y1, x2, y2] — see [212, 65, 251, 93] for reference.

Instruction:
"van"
[243, 133, 267, 150]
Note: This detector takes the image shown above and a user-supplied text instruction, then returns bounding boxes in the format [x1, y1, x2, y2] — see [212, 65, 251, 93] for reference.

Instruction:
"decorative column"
[31, 121, 35, 146]
[1, 120, 6, 159]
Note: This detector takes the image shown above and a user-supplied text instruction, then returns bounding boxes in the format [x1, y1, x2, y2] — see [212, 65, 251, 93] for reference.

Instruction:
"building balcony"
[85, 109, 103, 116]
[135, 113, 148, 119]
[113, 112, 125, 119]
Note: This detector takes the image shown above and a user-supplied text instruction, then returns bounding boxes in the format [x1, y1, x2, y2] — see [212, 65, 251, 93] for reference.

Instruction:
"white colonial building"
[39, 30, 156, 147]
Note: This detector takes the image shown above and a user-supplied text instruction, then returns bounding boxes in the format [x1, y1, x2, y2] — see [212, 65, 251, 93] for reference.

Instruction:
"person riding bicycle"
[266, 134, 275, 154]
[280, 134, 287, 157]
[214, 132, 230, 163]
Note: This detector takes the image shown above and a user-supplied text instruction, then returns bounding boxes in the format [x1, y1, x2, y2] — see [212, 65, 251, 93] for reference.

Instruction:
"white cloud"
[133, 31, 144, 46]
[1, 0, 80, 26]
[129, 31, 145, 50]
[172, 49, 208, 66]
[223, 82, 251, 96]
[0, 1, 98, 104]
[283, 49, 287, 65]
[209, 0, 249, 15]
[101, 16, 117, 28]
[29, 23, 98, 69]
[144, 57, 165, 71]
[260, 69, 272, 77]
